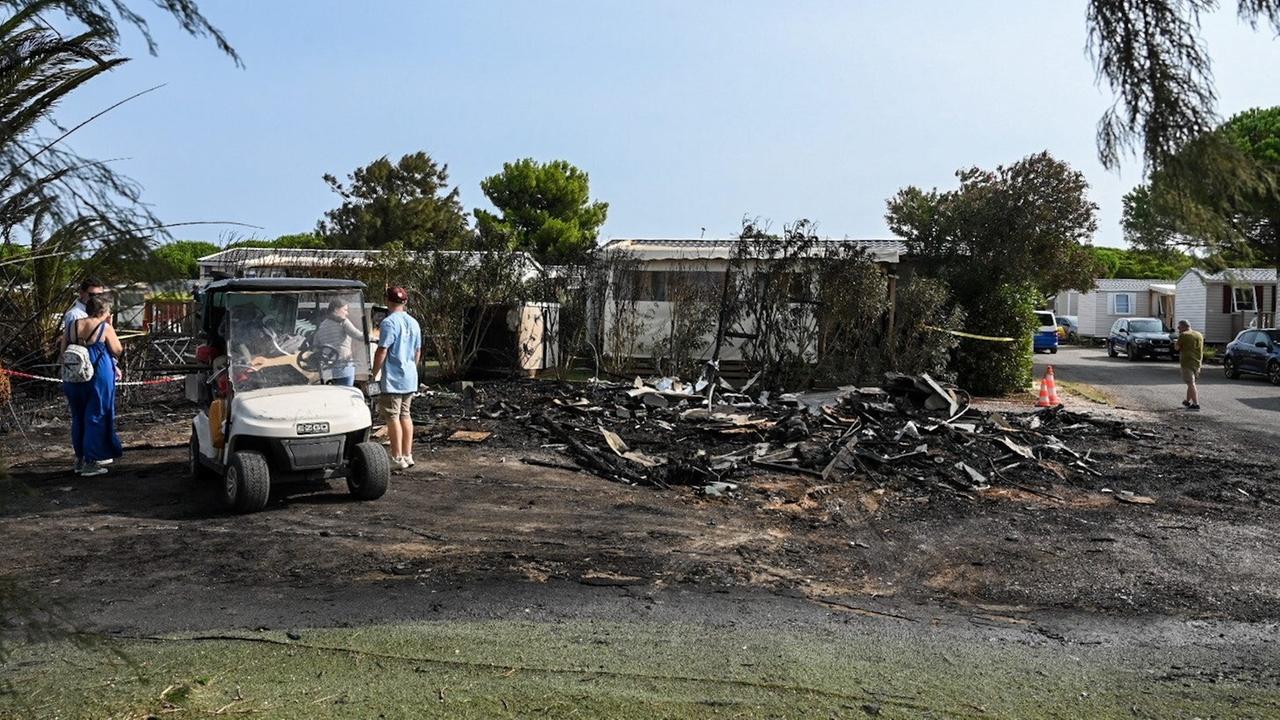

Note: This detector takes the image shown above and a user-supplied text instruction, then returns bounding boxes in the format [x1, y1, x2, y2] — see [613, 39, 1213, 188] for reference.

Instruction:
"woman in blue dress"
[61, 295, 124, 476]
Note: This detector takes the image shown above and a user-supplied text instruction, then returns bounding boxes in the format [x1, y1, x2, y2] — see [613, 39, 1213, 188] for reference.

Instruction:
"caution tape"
[923, 325, 1016, 343]
[0, 367, 185, 387]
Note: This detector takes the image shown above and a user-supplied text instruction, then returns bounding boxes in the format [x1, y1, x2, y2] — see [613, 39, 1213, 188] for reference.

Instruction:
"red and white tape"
[0, 367, 185, 387]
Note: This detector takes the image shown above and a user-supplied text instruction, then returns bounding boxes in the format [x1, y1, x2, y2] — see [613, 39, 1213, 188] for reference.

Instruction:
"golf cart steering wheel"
[313, 345, 341, 370]
[296, 345, 340, 372]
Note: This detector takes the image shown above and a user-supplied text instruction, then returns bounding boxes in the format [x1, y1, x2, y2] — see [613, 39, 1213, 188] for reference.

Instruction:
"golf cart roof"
[203, 277, 367, 293]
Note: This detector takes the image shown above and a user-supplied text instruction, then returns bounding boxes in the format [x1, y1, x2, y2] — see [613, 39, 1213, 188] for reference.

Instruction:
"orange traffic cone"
[1036, 366, 1061, 407]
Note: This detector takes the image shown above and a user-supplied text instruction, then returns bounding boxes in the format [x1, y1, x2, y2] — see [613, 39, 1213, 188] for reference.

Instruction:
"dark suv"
[1223, 329, 1280, 385]
[1107, 317, 1175, 361]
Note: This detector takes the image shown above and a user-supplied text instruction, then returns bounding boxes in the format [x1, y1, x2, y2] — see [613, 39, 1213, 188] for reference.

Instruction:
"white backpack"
[60, 322, 96, 384]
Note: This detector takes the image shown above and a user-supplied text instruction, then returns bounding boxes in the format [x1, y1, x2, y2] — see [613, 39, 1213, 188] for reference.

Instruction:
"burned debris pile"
[416, 374, 1146, 497]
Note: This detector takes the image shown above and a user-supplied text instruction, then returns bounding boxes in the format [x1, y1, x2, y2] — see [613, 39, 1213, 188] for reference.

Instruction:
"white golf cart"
[187, 278, 389, 513]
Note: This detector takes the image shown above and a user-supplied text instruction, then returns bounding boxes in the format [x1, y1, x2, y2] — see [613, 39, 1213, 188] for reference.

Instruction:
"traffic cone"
[1036, 366, 1061, 407]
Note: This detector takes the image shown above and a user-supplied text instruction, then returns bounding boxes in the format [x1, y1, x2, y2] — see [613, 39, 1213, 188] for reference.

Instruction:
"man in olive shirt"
[1175, 320, 1204, 411]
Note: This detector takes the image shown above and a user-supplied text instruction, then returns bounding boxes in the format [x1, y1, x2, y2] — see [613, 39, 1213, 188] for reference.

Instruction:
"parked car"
[1107, 317, 1175, 361]
[1223, 329, 1280, 384]
[1056, 315, 1079, 343]
[1033, 311, 1058, 354]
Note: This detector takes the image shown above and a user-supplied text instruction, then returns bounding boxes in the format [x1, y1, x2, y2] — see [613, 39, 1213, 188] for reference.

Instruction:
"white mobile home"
[1054, 279, 1177, 337]
[599, 237, 905, 363]
[197, 247, 544, 283]
[1174, 268, 1278, 344]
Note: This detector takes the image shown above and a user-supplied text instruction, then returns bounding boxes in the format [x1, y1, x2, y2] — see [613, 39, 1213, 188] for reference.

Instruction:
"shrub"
[952, 283, 1038, 396]
[889, 276, 966, 380]
[814, 248, 889, 385]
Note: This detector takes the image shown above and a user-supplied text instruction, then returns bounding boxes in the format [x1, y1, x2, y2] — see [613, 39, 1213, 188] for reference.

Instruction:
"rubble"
[413, 373, 1148, 502]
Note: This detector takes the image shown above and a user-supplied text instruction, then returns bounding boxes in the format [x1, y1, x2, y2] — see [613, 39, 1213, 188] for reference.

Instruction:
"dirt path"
[3, 387, 1280, 716]
[4, 405, 1280, 629]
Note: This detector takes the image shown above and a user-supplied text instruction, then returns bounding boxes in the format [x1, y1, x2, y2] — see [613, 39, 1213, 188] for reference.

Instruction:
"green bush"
[890, 276, 965, 380]
[952, 283, 1038, 396]
[814, 249, 889, 385]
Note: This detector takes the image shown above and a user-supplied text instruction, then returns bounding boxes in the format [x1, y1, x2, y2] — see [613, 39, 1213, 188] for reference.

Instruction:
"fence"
[131, 300, 200, 373]
[142, 300, 198, 335]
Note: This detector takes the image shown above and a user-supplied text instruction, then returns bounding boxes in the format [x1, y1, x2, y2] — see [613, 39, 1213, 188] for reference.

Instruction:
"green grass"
[3, 618, 1277, 719]
[1056, 380, 1113, 405]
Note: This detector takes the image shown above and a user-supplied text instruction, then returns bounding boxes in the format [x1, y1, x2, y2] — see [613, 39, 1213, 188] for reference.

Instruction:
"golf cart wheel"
[1224, 357, 1240, 380]
[348, 441, 389, 501]
[223, 450, 271, 513]
[1270, 361, 1280, 386]
[1050, 347, 1058, 354]
[189, 432, 216, 484]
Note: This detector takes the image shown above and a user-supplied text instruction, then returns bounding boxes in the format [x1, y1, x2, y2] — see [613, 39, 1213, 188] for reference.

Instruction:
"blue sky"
[55, 1, 1280, 248]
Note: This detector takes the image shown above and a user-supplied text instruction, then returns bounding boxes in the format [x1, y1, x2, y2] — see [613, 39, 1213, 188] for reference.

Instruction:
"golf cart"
[187, 278, 389, 513]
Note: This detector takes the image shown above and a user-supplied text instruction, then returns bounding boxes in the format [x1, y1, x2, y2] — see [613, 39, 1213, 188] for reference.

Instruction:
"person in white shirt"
[62, 277, 106, 330]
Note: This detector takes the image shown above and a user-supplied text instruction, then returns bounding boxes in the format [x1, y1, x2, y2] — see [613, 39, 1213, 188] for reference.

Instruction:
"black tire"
[1108, 342, 1117, 358]
[1270, 361, 1280, 387]
[1050, 347, 1058, 354]
[1224, 356, 1240, 380]
[189, 431, 217, 484]
[1127, 344, 1137, 361]
[348, 441, 389, 501]
[223, 450, 271, 513]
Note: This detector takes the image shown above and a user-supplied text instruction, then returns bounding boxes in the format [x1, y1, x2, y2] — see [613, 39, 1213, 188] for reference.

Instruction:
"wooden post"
[886, 273, 898, 371]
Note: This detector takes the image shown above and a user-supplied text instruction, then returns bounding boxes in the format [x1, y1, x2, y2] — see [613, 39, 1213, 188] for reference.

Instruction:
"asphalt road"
[1034, 344, 1280, 442]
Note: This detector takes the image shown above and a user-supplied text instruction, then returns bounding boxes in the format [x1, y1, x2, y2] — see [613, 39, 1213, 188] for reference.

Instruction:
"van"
[1033, 311, 1059, 354]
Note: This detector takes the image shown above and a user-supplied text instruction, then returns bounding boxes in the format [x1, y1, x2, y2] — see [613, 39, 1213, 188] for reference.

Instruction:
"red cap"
[386, 286, 408, 304]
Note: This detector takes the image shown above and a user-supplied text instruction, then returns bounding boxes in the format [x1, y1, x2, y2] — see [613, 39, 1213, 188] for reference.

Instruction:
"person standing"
[313, 298, 364, 386]
[61, 295, 124, 475]
[61, 277, 109, 472]
[62, 277, 106, 330]
[1175, 319, 1204, 411]
[370, 287, 421, 470]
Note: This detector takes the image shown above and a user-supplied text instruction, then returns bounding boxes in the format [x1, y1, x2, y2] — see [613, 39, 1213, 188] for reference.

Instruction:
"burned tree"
[725, 220, 824, 392]
[651, 260, 720, 379]
[601, 249, 649, 375]
[361, 242, 532, 380]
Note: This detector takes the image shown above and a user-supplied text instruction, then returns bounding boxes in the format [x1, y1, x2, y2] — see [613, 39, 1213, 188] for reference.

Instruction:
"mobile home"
[1174, 268, 1278, 344]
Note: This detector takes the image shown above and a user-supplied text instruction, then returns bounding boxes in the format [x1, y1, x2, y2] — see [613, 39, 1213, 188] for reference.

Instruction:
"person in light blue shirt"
[371, 287, 422, 470]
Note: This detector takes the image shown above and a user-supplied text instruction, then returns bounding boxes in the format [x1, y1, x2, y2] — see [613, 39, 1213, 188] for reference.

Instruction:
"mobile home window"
[621, 270, 722, 302]
[1233, 286, 1257, 312]
[1108, 292, 1135, 315]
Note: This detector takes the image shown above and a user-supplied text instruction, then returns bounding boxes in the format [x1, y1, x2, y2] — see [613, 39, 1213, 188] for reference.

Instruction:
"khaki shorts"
[378, 393, 414, 420]
[1180, 366, 1201, 383]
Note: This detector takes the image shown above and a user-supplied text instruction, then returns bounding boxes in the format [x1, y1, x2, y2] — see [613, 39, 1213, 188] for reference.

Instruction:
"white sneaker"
[78, 465, 108, 477]
[392, 456, 410, 470]
[404, 455, 415, 467]
[97, 458, 113, 465]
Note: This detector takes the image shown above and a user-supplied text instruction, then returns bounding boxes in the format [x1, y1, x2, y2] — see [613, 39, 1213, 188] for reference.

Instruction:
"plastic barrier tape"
[0, 367, 184, 387]
[923, 325, 1017, 343]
